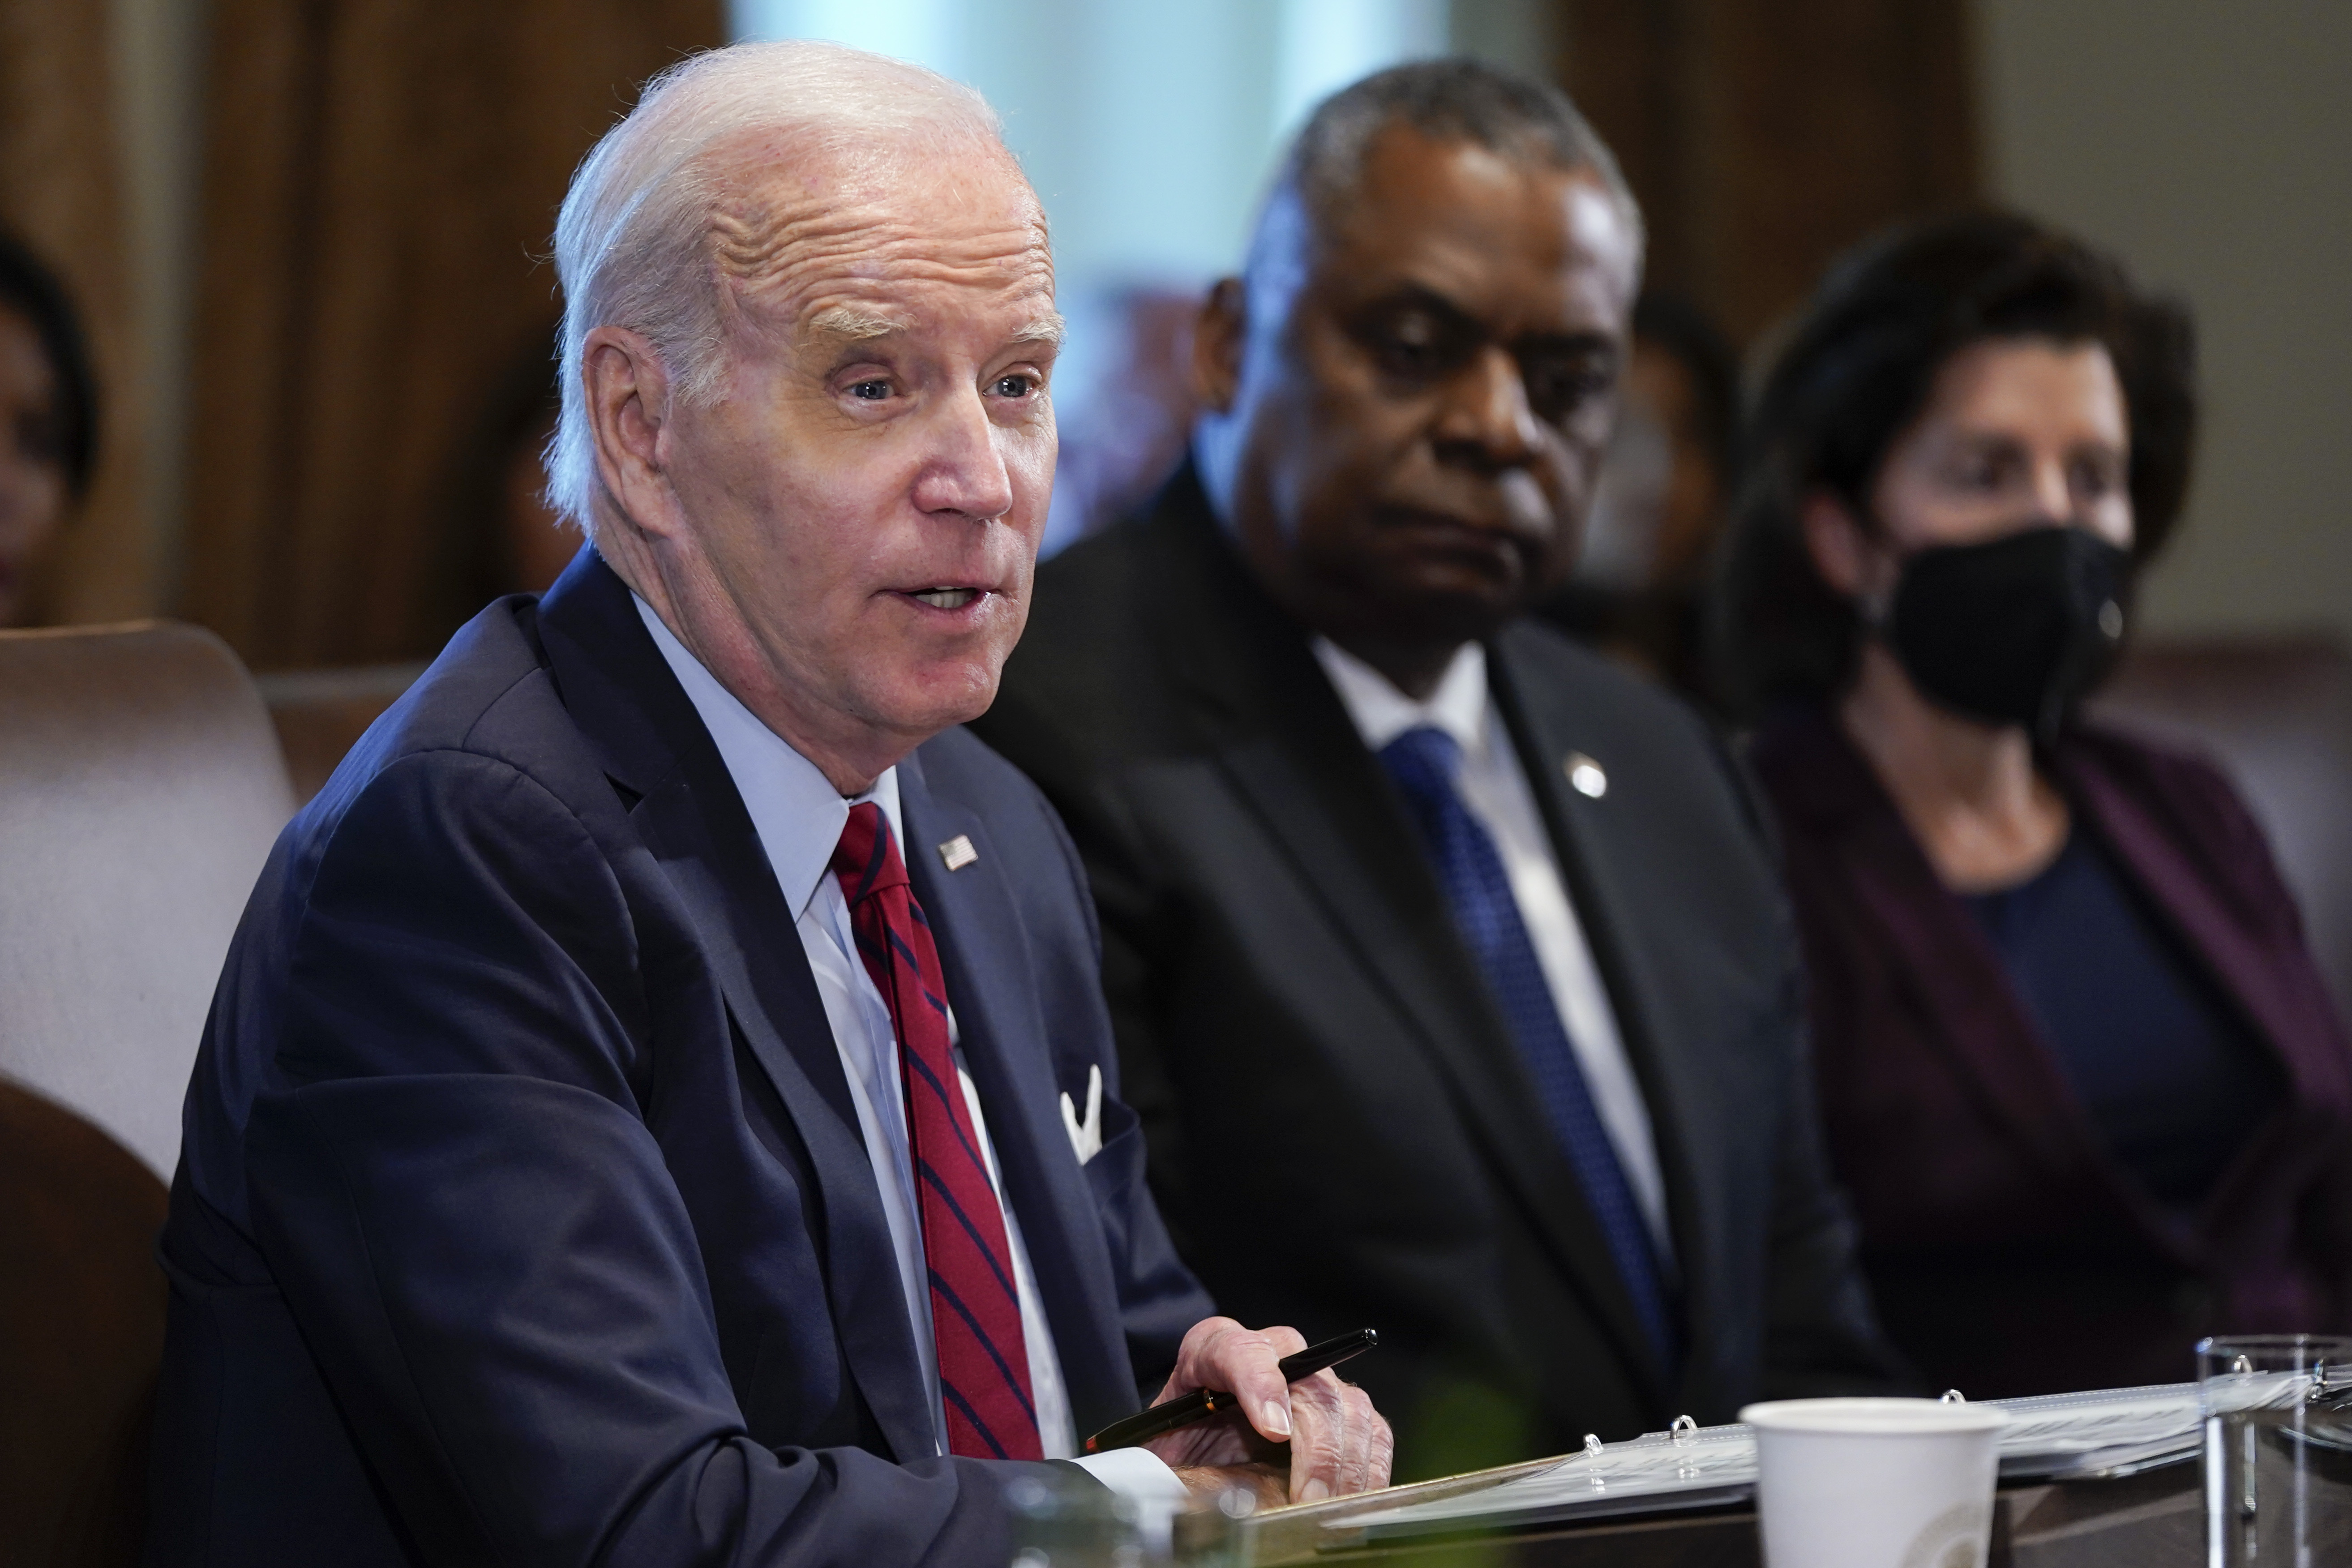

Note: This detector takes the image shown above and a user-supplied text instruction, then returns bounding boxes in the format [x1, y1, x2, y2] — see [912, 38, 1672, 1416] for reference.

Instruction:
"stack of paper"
[1329, 1384, 2203, 1540]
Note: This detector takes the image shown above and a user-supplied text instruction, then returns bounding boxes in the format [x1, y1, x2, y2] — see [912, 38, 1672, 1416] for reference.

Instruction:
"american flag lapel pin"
[937, 834, 979, 871]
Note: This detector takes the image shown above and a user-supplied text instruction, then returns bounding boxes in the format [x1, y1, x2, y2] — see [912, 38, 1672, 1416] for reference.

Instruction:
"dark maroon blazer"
[1750, 705, 2352, 1398]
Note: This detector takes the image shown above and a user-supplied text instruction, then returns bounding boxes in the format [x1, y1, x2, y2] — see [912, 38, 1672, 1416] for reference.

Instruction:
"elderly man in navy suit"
[145, 41, 1388, 1568]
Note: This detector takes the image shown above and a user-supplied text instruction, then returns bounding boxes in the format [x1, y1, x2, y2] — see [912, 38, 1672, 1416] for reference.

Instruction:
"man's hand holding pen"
[1134, 1318, 1393, 1507]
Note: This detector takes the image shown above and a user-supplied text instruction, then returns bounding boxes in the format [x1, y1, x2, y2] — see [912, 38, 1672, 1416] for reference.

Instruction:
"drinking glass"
[2200, 1334, 2352, 1566]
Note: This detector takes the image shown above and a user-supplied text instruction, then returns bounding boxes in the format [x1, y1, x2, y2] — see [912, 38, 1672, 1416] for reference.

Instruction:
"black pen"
[1081, 1328, 1379, 1454]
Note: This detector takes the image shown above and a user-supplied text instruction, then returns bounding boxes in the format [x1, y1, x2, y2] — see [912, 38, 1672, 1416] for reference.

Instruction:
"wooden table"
[1231, 1461, 2202, 1567]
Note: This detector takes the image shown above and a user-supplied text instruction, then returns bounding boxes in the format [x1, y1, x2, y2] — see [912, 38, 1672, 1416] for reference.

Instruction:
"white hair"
[544, 41, 1009, 533]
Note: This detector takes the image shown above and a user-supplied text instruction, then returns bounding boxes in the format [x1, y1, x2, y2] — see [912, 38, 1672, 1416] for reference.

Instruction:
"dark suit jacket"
[969, 467, 1897, 1478]
[146, 550, 1212, 1568]
[1751, 705, 2352, 1397]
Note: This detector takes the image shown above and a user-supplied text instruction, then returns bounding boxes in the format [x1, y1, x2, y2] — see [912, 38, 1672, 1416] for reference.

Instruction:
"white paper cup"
[1740, 1397, 2009, 1568]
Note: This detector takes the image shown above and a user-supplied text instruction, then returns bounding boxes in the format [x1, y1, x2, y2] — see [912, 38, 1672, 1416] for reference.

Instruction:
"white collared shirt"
[1311, 637, 1674, 1255]
[635, 598, 1182, 1504]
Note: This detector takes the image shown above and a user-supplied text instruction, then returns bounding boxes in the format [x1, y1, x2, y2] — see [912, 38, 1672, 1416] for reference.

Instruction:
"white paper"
[1332, 1384, 2205, 1536]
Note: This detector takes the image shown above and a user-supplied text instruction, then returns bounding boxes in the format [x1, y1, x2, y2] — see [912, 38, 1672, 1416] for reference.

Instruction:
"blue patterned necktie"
[1379, 725, 1678, 1371]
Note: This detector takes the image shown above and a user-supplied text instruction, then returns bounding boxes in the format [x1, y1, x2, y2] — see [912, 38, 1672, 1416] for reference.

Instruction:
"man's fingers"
[1283, 1371, 1391, 1503]
[1260, 1324, 1310, 1358]
[1168, 1320, 1377, 1462]
[1343, 1384, 1393, 1495]
[1318, 1379, 1360, 1500]
[1283, 1368, 1350, 1503]
[1248, 1326, 1310, 1441]
[1174, 1463, 1290, 1510]
[1173, 1319, 1298, 1442]
[1221, 1326, 1300, 1440]
[1242, 1324, 1311, 1439]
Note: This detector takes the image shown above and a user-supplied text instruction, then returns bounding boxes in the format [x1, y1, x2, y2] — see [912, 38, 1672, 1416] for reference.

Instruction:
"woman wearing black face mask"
[1713, 212, 2352, 1400]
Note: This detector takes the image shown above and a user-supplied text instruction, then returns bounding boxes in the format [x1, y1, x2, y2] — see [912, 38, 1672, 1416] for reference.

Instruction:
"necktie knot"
[831, 800, 909, 902]
[1381, 727, 1478, 877]
[1380, 725, 1465, 799]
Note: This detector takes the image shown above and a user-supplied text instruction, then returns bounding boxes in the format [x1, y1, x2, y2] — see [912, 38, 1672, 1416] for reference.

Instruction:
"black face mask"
[1881, 524, 2132, 742]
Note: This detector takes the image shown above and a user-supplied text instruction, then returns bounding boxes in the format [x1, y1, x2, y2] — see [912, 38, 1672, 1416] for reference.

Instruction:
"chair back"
[256, 660, 424, 805]
[0, 622, 293, 1180]
[2091, 635, 2352, 1018]
[0, 1080, 168, 1567]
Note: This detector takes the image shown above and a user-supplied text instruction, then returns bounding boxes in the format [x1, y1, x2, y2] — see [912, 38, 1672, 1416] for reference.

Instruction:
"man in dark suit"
[146, 42, 1387, 1568]
[972, 60, 1899, 1481]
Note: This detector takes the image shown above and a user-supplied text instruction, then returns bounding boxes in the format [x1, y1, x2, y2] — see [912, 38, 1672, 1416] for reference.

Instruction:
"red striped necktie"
[831, 802, 1044, 1461]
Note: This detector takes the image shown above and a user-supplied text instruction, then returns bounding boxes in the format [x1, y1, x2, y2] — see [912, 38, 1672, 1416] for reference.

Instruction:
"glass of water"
[2200, 1335, 2352, 1566]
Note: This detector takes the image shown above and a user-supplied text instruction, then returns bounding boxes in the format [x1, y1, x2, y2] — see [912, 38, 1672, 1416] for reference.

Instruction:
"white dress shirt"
[636, 598, 1184, 1505]
[1311, 637, 1675, 1256]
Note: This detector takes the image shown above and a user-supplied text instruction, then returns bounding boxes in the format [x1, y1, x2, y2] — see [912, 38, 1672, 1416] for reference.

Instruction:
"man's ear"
[1801, 490, 1876, 601]
[1191, 277, 1247, 416]
[583, 326, 681, 540]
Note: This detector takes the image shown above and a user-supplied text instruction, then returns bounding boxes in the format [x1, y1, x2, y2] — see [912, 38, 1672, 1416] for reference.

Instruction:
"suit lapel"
[1144, 488, 1668, 1397]
[1778, 713, 2189, 1253]
[2064, 749, 2345, 1106]
[898, 749, 1139, 1436]
[2060, 746, 2352, 1231]
[534, 551, 938, 1462]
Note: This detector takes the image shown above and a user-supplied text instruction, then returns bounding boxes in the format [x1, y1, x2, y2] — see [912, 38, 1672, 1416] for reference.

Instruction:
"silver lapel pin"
[1564, 752, 1607, 799]
[937, 834, 979, 871]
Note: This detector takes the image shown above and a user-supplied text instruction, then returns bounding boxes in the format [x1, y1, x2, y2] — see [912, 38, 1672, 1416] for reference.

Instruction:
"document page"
[1329, 1384, 2202, 1539]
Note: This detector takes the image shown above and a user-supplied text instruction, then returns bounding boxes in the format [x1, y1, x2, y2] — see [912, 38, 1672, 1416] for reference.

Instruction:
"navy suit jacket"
[146, 550, 1212, 1567]
[972, 466, 1900, 1480]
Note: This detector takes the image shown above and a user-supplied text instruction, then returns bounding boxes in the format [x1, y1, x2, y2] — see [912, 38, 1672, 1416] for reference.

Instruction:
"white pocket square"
[1060, 1063, 1104, 1166]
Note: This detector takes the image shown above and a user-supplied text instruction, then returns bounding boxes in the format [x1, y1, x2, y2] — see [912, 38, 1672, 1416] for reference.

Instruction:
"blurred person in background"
[1044, 286, 1204, 551]
[1538, 293, 1738, 703]
[1717, 210, 2352, 1398]
[0, 231, 97, 627]
[432, 330, 577, 640]
[486, 346, 575, 595]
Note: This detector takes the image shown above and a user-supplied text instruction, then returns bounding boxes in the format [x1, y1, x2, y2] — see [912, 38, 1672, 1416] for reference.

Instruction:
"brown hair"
[0, 230, 98, 501]
[1710, 210, 2196, 716]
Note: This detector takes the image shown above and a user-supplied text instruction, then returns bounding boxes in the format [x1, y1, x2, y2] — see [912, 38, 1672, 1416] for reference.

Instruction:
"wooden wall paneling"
[179, 0, 332, 663]
[1694, 0, 1978, 342]
[182, 0, 724, 670]
[0, 0, 157, 624]
[1555, 0, 1698, 304]
[288, 0, 478, 665]
[1556, 0, 1979, 346]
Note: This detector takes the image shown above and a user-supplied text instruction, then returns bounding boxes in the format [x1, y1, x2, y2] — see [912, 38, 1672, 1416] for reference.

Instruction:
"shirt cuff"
[1065, 1445, 1193, 1512]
